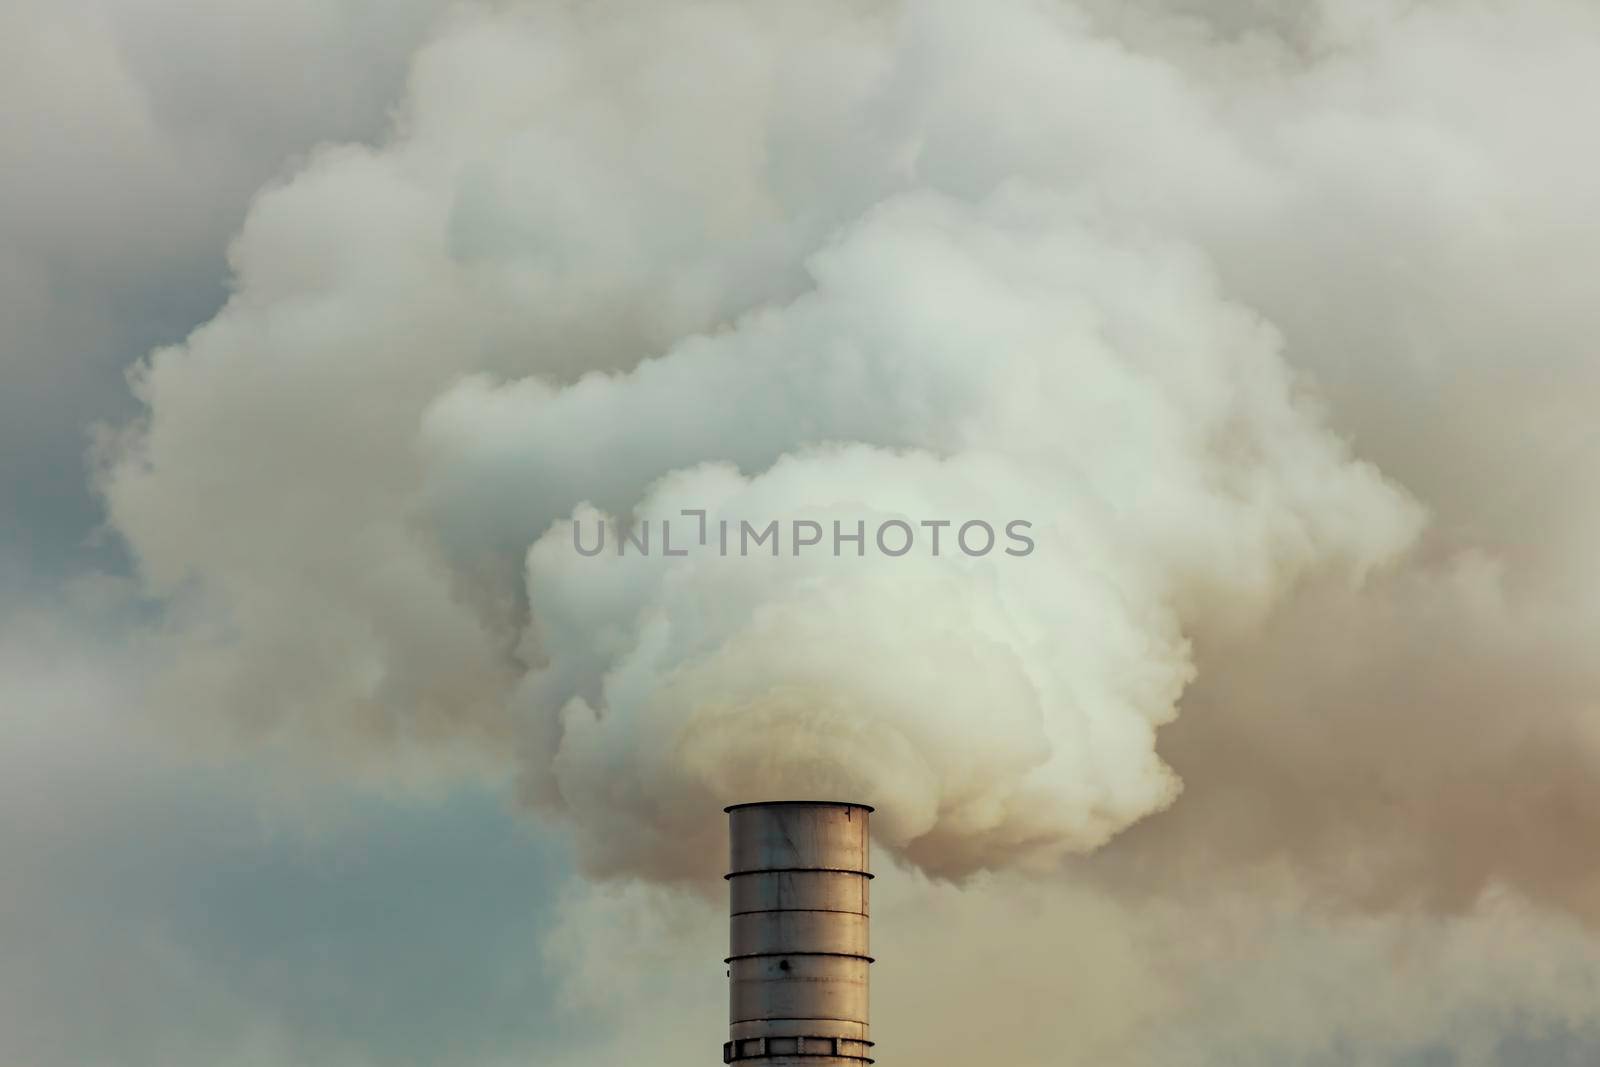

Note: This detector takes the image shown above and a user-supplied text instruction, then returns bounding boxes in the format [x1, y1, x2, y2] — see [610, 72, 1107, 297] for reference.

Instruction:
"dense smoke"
[104, 0, 1600, 923]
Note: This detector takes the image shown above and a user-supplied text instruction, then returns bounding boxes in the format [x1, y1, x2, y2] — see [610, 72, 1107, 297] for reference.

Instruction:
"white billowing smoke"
[424, 189, 1417, 877]
[107, 0, 1600, 893]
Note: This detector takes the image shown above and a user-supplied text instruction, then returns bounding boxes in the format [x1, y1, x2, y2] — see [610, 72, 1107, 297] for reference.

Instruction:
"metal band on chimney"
[724, 801, 875, 1065]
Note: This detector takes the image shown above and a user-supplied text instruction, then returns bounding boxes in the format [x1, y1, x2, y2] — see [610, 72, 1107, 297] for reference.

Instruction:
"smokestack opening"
[724, 801, 875, 1065]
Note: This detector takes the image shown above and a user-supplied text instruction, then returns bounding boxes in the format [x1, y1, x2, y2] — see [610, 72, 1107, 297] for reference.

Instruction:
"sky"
[4, 1, 1600, 1064]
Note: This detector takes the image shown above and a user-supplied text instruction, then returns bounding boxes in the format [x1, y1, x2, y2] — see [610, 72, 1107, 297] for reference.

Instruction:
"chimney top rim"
[724, 800, 875, 813]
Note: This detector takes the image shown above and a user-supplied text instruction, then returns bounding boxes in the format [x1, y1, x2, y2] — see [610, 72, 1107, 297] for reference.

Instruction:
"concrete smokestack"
[724, 801, 874, 1065]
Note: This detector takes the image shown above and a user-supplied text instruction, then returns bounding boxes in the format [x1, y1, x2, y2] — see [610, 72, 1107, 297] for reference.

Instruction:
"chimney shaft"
[724, 801, 875, 1065]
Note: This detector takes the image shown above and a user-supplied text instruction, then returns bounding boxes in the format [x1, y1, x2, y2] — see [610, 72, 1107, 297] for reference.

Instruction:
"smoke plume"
[104, 0, 1600, 922]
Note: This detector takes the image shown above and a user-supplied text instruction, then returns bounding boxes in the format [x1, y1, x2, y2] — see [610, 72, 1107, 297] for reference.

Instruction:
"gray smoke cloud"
[101, 0, 1600, 931]
[0, 0, 446, 574]
[537, 866, 1600, 1066]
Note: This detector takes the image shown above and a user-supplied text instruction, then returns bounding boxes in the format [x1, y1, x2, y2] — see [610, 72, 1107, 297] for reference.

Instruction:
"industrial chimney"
[724, 801, 874, 1065]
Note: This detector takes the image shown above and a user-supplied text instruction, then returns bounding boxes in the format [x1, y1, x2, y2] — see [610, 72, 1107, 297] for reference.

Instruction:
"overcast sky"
[5, 2, 1600, 1065]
